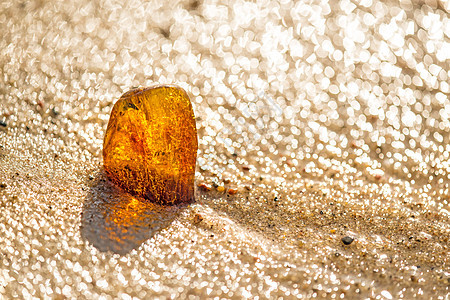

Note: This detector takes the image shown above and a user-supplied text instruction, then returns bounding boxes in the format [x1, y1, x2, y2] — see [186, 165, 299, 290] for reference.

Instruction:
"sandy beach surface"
[0, 0, 449, 298]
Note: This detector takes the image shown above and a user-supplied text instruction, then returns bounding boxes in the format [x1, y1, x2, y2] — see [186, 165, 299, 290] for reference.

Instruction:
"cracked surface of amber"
[103, 85, 198, 205]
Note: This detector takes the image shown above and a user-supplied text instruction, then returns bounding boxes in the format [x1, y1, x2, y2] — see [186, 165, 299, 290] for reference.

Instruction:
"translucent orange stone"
[103, 85, 198, 205]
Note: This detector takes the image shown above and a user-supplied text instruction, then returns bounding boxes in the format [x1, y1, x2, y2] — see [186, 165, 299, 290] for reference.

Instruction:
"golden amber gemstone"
[103, 85, 198, 205]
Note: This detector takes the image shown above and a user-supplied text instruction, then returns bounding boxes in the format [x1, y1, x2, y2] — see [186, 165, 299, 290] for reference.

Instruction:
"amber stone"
[103, 85, 198, 205]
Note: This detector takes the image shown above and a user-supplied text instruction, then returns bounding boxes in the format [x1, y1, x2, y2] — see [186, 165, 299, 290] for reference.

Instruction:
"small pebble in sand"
[228, 188, 237, 195]
[193, 214, 203, 224]
[380, 290, 393, 299]
[341, 236, 354, 245]
[197, 183, 211, 191]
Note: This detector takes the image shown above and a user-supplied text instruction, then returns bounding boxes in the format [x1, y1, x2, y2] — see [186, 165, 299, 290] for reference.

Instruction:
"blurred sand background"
[0, 0, 449, 298]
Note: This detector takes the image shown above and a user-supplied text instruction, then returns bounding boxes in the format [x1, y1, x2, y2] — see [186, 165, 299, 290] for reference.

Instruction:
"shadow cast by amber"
[80, 171, 184, 255]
